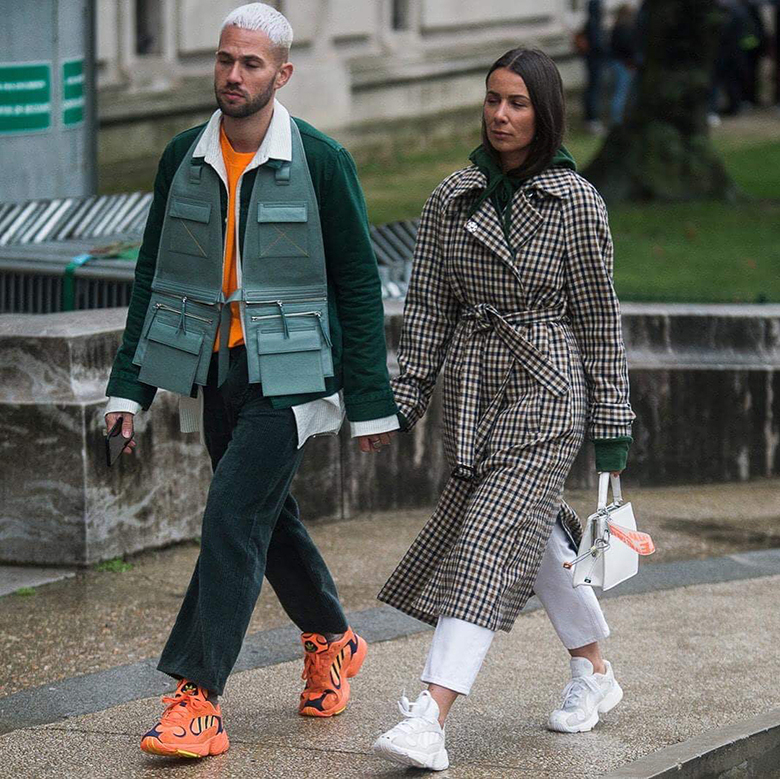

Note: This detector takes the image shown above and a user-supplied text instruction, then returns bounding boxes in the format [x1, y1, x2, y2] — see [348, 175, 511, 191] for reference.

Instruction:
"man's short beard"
[216, 77, 275, 118]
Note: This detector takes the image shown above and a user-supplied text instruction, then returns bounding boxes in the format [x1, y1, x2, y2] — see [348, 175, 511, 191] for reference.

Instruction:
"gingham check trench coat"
[378, 164, 635, 632]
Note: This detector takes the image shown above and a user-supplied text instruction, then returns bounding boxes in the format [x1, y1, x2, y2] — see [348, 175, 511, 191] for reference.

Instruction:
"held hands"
[106, 414, 392, 456]
[104, 412, 137, 456]
[357, 432, 395, 454]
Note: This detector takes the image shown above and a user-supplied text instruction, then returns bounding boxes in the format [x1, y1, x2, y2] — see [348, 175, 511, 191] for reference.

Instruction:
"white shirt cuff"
[349, 415, 400, 438]
[104, 397, 142, 417]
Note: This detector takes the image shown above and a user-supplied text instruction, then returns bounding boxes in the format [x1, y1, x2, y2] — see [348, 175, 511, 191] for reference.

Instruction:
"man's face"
[214, 25, 292, 118]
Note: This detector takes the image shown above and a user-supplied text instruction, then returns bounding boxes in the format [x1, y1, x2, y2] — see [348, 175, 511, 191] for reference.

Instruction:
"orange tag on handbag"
[608, 522, 656, 556]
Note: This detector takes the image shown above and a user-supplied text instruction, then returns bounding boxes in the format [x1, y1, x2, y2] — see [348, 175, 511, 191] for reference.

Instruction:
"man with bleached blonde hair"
[104, 3, 398, 758]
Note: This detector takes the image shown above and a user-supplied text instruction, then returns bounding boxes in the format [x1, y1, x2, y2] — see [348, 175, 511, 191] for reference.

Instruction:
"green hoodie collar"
[468, 144, 577, 175]
[466, 144, 577, 226]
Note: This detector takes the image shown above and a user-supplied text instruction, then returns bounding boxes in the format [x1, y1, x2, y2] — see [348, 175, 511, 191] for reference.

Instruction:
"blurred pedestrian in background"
[710, 0, 761, 121]
[578, 0, 607, 134]
[608, 4, 639, 126]
[740, 0, 769, 106]
[775, 0, 780, 107]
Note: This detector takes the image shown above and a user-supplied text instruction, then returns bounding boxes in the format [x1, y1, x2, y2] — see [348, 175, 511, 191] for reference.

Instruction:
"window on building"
[135, 0, 162, 55]
[392, 0, 411, 31]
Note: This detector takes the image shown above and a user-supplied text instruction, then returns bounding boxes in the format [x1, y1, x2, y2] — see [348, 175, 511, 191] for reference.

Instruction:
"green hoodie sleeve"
[594, 436, 632, 472]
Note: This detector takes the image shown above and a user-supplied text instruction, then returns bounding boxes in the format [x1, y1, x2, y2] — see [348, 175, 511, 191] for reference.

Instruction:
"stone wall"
[617, 304, 780, 486]
[0, 311, 210, 566]
[381, 302, 780, 493]
[1, 302, 778, 566]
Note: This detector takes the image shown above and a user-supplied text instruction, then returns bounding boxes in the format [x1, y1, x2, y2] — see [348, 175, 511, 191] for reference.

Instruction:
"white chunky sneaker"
[548, 658, 623, 733]
[372, 690, 449, 771]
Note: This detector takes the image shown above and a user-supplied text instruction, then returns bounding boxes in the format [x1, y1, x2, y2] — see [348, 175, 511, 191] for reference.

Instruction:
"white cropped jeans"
[421, 521, 610, 695]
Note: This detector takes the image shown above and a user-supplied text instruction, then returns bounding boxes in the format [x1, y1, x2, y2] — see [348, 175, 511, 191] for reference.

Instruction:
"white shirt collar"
[193, 98, 292, 182]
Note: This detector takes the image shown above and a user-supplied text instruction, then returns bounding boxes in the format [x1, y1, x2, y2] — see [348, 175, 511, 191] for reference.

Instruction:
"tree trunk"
[583, 0, 737, 202]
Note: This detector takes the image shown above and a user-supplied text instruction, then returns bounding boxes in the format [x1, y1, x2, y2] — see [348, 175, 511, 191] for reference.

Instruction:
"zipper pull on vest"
[315, 311, 332, 349]
[177, 296, 188, 335]
[276, 300, 290, 339]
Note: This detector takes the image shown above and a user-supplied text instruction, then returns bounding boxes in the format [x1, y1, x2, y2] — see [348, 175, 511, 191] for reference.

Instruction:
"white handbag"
[565, 473, 655, 591]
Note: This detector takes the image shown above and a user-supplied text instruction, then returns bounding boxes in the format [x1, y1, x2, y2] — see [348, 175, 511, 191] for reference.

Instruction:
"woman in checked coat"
[372, 49, 635, 771]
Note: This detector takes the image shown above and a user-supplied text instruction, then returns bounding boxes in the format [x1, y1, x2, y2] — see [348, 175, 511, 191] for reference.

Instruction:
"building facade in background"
[95, 0, 626, 166]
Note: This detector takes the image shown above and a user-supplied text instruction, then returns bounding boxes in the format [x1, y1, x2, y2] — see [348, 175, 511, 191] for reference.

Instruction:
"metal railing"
[0, 194, 417, 314]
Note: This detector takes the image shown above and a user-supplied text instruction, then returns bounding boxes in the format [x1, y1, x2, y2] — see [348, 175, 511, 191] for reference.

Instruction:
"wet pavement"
[1, 479, 777, 699]
[0, 479, 778, 777]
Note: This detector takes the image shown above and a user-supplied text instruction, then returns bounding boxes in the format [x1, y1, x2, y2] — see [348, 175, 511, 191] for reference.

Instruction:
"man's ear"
[276, 62, 294, 90]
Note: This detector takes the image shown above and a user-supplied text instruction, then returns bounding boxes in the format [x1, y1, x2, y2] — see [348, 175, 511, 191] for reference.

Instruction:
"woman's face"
[483, 68, 536, 170]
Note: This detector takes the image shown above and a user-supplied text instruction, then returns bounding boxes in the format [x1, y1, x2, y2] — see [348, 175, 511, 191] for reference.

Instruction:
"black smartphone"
[105, 417, 133, 467]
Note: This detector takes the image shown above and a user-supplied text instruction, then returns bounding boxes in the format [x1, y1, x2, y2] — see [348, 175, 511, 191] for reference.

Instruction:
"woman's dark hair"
[481, 48, 566, 179]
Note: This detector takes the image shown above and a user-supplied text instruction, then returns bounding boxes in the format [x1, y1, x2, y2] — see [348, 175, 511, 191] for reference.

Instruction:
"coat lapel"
[527, 167, 573, 200]
[464, 198, 516, 266]
[446, 167, 517, 267]
[507, 168, 573, 252]
[445, 165, 573, 271]
[506, 193, 543, 255]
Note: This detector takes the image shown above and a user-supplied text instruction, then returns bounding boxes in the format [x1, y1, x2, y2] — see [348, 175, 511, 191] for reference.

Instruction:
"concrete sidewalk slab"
[0, 606, 428, 735]
[1, 574, 778, 778]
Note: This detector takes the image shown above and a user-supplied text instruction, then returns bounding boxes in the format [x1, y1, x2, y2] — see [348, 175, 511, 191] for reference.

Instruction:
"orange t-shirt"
[214, 123, 256, 351]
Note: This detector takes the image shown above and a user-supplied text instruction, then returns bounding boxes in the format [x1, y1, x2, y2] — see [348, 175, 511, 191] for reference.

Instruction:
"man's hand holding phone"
[104, 412, 136, 464]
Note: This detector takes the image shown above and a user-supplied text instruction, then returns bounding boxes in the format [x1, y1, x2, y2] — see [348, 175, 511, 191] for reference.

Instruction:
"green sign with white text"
[0, 62, 51, 134]
[62, 59, 84, 126]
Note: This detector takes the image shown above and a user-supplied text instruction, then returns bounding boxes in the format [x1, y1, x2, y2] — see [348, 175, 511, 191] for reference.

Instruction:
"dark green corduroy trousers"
[157, 346, 348, 695]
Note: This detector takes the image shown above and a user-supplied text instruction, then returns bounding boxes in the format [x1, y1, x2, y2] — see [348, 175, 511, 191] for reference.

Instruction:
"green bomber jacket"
[106, 116, 399, 423]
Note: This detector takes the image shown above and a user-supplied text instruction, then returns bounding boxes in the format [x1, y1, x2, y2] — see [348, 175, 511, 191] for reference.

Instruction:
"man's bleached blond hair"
[221, 3, 294, 60]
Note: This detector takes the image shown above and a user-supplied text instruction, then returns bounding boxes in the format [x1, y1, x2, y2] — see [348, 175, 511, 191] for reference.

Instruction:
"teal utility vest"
[132, 119, 333, 398]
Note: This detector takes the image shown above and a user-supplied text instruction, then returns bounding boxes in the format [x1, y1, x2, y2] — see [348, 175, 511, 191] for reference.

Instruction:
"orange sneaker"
[299, 628, 368, 717]
[140, 679, 229, 758]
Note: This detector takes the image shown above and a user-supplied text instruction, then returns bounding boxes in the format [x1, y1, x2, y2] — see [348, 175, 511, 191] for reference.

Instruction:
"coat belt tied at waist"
[452, 304, 571, 481]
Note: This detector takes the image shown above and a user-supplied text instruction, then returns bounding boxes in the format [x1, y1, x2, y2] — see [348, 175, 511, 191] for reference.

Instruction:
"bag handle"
[597, 472, 623, 510]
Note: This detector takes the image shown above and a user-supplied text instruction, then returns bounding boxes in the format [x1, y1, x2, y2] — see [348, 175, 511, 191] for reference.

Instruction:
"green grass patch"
[609, 138, 780, 303]
[721, 140, 780, 200]
[358, 137, 480, 225]
[14, 587, 36, 597]
[610, 200, 780, 303]
[357, 127, 780, 303]
[94, 557, 134, 573]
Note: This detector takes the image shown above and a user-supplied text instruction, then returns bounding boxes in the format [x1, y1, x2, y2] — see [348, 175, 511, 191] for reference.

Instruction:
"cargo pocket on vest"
[137, 319, 204, 396]
[133, 293, 218, 387]
[257, 202, 308, 258]
[167, 198, 212, 258]
[256, 328, 325, 396]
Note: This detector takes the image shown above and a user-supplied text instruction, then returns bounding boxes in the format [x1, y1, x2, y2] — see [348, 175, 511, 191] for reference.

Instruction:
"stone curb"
[600, 708, 780, 778]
